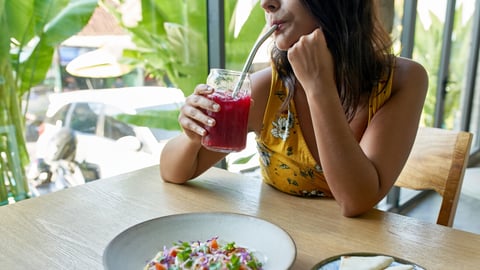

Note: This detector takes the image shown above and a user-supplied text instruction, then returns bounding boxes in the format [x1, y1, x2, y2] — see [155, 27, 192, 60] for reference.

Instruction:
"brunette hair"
[271, 0, 394, 121]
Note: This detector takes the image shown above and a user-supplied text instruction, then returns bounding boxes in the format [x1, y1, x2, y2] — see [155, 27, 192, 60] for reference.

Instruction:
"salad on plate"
[144, 236, 263, 270]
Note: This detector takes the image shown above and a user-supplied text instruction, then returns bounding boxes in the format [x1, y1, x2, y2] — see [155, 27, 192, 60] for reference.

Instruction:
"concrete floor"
[400, 167, 480, 234]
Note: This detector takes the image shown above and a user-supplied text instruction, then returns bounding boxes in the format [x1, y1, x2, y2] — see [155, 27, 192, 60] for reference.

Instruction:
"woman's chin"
[274, 37, 297, 52]
[274, 41, 290, 52]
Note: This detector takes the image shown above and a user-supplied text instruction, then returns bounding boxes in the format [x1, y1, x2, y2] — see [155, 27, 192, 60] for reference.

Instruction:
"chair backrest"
[395, 127, 473, 227]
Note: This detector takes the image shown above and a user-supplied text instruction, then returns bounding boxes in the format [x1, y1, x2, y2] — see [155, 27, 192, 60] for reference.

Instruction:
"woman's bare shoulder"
[251, 67, 272, 87]
[392, 57, 429, 96]
[394, 57, 428, 86]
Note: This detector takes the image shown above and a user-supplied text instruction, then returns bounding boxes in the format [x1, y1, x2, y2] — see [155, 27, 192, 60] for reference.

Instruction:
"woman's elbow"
[159, 167, 190, 184]
[162, 176, 188, 184]
[338, 200, 376, 218]
[341, 207, 367, 218]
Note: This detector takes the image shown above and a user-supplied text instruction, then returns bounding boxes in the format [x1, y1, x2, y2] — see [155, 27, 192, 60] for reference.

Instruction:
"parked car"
[30, 86, 185, 183]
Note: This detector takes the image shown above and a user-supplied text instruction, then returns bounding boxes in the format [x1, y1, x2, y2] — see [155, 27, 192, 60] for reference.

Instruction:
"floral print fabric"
[256, 68, 393, 197]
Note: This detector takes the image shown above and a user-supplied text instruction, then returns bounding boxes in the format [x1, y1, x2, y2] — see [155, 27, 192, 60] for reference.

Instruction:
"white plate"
[103, 212, 296, 269]
[312, 252, 425, 270]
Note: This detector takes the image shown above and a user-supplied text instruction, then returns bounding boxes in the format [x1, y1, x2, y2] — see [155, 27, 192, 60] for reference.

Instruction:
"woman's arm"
[160, 68, 272, 183]
[160, 85, 228, 183]
[160, 133, 227, 183]
[288, 29, 428, 216]
[315, 58, 427, 217]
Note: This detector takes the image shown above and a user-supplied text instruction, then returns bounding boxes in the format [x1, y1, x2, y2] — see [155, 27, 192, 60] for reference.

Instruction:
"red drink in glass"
[201, 69, 251, 153]
[202, 91, 251, 152]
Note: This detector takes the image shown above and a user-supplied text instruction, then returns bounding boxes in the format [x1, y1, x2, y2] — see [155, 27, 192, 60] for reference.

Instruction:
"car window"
[103, 105, 135, 140]
[45, 104, 71, 126]
[69, 103, 99, 134]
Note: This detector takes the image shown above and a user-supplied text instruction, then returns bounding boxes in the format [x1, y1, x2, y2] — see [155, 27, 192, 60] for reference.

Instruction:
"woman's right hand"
[178, 84, 220, 141]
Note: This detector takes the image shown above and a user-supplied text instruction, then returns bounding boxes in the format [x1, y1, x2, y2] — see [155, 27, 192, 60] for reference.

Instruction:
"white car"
[32, 86, 185, 181]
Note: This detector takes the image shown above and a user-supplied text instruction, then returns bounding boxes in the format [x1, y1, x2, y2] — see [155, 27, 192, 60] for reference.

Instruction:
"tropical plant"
[398, 2, 473, 128]
[100, 0, 267, 96]
[99, 0, 267, 170]
[0, 0, 97, 204]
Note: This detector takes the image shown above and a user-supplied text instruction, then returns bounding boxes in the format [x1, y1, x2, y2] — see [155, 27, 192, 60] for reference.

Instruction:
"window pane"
[69, 103, 99, 134]
[103, 105, 135, 140]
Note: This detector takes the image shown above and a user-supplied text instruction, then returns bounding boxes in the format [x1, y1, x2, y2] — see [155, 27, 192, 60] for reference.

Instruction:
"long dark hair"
[271, 0, 394, 121]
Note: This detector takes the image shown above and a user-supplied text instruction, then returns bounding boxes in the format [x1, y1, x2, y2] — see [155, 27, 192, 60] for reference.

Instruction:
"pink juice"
[202, 91, 251, 152]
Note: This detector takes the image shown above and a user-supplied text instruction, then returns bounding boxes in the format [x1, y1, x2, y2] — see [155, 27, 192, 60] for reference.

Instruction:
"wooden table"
[1, 165, 479, 269]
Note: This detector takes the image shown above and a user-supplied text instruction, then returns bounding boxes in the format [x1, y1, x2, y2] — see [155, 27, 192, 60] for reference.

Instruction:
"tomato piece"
[154, 262, 166, 270]
[209, 238, 219, 249]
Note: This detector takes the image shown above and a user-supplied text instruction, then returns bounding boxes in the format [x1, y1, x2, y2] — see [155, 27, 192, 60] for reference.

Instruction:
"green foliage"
[412, 3, 473, 128]
[0, 0, 97, 201]
[224, 0, 269, 71]
[102, 0, 267, 96]
[116, 109, 181, 130]
[231, 153, 256, 165]
[9, 0, 97, 96]
[101, 0, 267, 144]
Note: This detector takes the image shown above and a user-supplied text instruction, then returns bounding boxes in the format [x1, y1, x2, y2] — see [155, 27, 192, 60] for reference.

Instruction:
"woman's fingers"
[178, 113, 207, 137]
[178, 84, 220, 137]
[288, 28, 335, 91]
[188, 84, 220, 112]
[194, 84, 214, 95]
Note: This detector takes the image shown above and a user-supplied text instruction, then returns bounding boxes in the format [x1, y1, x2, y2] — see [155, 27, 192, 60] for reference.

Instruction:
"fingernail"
[212, 104, 220, 111]
[207, 119, 214, 126]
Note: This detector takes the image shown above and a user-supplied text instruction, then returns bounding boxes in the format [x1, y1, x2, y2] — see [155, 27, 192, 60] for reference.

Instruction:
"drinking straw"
[232, 24, 278, 97]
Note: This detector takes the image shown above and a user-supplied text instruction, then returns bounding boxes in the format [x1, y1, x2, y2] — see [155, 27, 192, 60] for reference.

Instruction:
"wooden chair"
[394, 127, 473, 227]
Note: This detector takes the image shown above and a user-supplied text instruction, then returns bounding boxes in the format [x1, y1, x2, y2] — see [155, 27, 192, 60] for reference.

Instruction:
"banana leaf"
[0, 0, 97, 202]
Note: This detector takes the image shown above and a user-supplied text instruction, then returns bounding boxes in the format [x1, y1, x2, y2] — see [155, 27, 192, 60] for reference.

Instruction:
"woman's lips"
[271, 23, 283, 33]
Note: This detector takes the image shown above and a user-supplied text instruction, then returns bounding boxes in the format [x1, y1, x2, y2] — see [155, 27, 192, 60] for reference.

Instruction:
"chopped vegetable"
[144, 237, 263, 270]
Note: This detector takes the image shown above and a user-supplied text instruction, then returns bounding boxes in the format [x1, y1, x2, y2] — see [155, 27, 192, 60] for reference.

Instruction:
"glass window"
[103, 105, 135, 140]
[69, 103, 99, 134]
[45, 104, 71, 126]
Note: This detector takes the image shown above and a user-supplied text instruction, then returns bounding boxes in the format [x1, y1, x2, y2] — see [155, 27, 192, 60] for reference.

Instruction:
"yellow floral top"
[256, 68, 393, 197]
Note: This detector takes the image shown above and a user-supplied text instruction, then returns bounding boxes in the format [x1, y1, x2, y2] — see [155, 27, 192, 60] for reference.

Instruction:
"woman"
[160, 0, 428, 217]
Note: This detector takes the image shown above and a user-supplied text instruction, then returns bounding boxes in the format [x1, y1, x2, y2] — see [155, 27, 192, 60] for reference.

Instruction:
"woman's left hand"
[287, 28, 335, 93]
